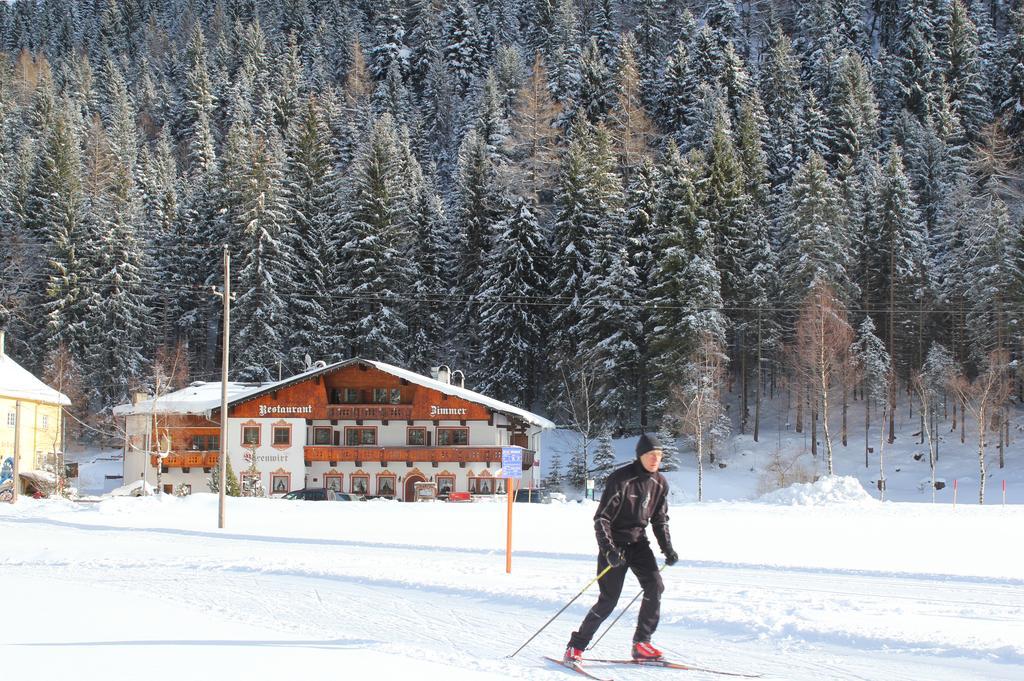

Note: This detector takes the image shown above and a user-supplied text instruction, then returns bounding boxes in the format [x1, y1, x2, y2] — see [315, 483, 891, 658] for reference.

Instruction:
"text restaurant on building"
[113, 359, 555, 500]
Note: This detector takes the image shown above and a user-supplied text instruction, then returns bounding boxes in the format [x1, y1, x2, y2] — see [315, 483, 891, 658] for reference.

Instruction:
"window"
[373, 388, 388, 403]
[469, 477, 494, 494]
[41, 415, 49, 430]
[346, 427, 376, 446]
[324, 474, 343, 491]
[407, 427, 426, 446]
[271, 473, 290, 494]
[240, 473, 261, 496]
[313, 427, 333, 446]
[192, 435, 219, 451]
[273, 426, 291, 446]
[344, 388, 360, 403]
[377, 475, 396, 496]
[437, 427, 469, 446]
[6, 412, 14, 427]
[390, 388, 402, 404]
[351, 475, 369, 495]
[495, 479, 506, 494]
[242, 425, 260, 446]
[437, 476, 455, 495]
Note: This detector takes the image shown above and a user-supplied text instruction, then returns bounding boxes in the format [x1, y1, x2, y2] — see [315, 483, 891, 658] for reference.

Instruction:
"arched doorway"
[403, 472, 426, 502]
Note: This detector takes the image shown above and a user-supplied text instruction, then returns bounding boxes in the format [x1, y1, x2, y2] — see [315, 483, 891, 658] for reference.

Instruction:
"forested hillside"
[0, 0, 1022, 454]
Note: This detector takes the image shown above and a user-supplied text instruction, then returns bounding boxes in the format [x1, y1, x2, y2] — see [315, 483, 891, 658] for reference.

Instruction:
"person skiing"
[564, 432, 678, 664]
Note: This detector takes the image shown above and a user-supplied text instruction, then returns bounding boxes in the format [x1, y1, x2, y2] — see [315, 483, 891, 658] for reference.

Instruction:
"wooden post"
[506, 477, 516, 574]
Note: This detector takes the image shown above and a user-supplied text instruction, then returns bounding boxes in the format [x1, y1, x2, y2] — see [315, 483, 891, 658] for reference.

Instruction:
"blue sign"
[501, 446, 523, 479]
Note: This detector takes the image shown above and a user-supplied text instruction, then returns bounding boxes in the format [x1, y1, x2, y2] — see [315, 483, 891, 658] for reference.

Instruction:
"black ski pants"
[568, 538, 664, 650]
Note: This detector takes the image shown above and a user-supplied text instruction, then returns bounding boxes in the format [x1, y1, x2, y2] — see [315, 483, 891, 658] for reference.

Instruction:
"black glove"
[664, 548, 679, 566]
[604, 547, 626, 568]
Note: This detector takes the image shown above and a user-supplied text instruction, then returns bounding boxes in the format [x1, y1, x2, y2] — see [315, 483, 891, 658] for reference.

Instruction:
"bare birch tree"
[671, 332, 726, 501]
[793, 281, 854, 476]
[948, 350, 1011, 504]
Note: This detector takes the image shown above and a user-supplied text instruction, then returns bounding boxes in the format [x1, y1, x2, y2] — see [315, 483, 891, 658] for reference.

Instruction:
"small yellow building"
[0, 331, 71, 500]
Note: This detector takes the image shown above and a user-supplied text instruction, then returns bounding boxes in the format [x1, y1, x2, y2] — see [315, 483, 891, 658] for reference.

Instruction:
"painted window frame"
[376, 472, 397, 497]
[272, 423, 292, 449]
[312, 426, 333, 446]
[41, 414, 49, 430]
[241, 423, 260, 447]
[407, 427, 427, 446]
[345, 426, 377, 446]
[350, 474, 370, 495]
[436, 475, 456, 495]
[390, 388, 402, 404]
[372, 388, 388, 403]
[6, 412, 15, 427]
[270, 472, 291, 495]
[344, 388, 360, 403]
[436, 427, 469, 446]
[323, 472, 344, 491]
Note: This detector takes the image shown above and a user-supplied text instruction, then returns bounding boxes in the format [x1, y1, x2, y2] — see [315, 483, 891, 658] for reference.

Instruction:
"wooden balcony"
[304, 446, 536, 468]
[151, 451, 220, 468]
[326, 404, 414, 420]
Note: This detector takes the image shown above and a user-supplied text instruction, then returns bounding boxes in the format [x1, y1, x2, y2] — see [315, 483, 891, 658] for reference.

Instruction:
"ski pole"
[587, 563, 667, 651]
[507, 564, 614, 658]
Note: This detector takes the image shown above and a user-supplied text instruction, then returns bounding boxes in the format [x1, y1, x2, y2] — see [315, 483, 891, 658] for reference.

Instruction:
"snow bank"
[106, 479, 155, 497]
[758, 475, 876, 506]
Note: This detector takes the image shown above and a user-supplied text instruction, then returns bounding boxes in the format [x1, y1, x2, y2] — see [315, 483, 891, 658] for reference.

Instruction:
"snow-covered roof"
[113, 358, 556, 430]
[362, 359, 556, 430]
[111, 380, 262, 416]
[0, 353, 72, 406]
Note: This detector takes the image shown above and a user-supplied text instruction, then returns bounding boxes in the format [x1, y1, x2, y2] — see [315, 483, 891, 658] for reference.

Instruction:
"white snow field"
[2, 480, 1021, 681]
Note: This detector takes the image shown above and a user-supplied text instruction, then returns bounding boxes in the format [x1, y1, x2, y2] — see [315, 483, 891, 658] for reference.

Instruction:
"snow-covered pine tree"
[779, 152, 858, 332]
[944, 0, 992, 144]
[282, 95, 337, 367]
[232, 128, 292, 382]
[543, 450, 565, 492]
[444, 0, 485, 96]
[656, 416, 680, 472]
[591, 433, 616, 487]
[475, 197, 547, 406]
[30, 101, 96, 375]
[852, 316, 893, 468]
[368, 0, 410, 81]
[338, 114, 411, 365]
[576, 37, 615, 124]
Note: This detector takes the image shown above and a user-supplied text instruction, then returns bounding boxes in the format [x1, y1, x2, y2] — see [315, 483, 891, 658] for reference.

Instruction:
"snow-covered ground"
[8, 396, 1022, 680]
[2, 479, 1021, 681]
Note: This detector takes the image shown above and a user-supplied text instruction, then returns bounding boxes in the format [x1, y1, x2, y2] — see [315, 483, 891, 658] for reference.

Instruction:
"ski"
[543, 656, 614, 681]
[586, 658, 761, 678]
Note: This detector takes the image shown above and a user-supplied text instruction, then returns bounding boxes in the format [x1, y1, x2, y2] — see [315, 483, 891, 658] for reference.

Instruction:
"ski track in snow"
[3, 513, 1022, 681]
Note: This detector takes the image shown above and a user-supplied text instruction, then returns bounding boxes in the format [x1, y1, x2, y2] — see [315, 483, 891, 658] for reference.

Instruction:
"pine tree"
[657, 417, 680, 472]
[779, 153, 858, 331]
[543, 450, 565, 492]
[576, 37, 615, 123]
[475, 198, 548, 406]
[591, 434, 616, 487]
[208, 455, 241, 496]
[282, 95, 337, 366]
[339, 114, 410, 365]
[945, 0, 992, 143]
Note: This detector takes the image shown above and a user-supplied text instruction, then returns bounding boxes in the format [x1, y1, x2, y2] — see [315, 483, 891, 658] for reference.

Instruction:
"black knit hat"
[635, 432, 662, 459]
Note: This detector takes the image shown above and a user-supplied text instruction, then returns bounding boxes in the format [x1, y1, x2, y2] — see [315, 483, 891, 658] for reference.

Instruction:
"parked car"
[330, 492, 367, 501]
[514, 488, 552, 504]
[281, 488, 336, 501]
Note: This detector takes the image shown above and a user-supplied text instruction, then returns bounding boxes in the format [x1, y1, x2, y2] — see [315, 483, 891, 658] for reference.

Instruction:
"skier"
[564, 433, 678, 664]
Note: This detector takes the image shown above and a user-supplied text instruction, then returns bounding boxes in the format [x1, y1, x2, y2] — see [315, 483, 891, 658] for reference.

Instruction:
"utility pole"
[213, 246, 232, 529]
[12, 400, 21, 502]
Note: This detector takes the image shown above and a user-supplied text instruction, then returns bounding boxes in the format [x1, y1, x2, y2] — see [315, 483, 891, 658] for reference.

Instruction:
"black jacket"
[593, 460, 672, 555]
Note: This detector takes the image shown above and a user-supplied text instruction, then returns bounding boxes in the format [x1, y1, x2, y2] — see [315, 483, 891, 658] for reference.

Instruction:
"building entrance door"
[403, 474, 425, 502]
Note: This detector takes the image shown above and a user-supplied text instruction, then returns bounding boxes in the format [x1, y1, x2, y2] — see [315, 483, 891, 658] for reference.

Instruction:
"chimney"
[451, 369, 465, 388]
[435, 365, 451, 384]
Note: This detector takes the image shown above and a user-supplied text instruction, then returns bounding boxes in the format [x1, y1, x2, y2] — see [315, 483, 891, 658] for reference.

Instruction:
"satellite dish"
[304, 354, 312, 369]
